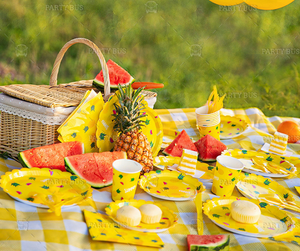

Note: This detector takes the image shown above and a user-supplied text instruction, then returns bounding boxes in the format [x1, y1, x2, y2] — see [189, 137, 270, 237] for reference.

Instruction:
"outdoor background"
[0, 0, 299, 117]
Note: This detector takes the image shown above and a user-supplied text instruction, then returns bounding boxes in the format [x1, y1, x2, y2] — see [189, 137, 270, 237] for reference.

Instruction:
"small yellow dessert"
[116, 205, 141, 226]
[231, 200, 261, 224]
[139, 204, 162, 224]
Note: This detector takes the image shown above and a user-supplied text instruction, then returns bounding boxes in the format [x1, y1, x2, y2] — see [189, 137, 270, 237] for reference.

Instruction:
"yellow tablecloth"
[0, 107, 299, 251]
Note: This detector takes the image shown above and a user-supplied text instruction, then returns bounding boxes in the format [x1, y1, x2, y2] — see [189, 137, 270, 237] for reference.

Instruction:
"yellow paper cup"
[196, 106, 220, 140]
[211, 156, 244, 197]
[112, 159, 142, 201]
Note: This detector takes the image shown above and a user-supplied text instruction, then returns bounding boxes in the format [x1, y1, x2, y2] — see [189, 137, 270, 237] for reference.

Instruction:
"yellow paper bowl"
[203, 196, 295, 238]
[0, 168, 92, 213]
[105, 199, 178, 232]
[139, 170, 205, 201]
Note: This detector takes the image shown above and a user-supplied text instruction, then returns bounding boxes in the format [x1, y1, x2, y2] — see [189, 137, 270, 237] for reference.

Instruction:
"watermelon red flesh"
[163, 130, 198, 157]
[18, 141, 84, 172]
[187, 235, 230, 251]
[93, 59, 134, 89]
[194, 135, 227, 162]
[65, 152, 127, 188]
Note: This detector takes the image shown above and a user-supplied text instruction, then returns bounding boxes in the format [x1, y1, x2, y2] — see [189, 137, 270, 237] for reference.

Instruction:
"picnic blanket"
[0, 107, 300, 251]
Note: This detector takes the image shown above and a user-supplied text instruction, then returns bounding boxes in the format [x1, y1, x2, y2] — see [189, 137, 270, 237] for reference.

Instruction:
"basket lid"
[0, 84, 86, 108]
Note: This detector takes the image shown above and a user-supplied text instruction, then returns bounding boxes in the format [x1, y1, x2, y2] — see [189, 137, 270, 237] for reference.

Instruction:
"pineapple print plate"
[139, 170, 205, 201]
[203, 196, 295, 238]
[222, 149, 296, 178]
[96, 94, 163, 156]
[236, 173, 300, 212]
[105, 199, 178, 233]
[0, 168, 92, 212]
[220, 116, 248, 139]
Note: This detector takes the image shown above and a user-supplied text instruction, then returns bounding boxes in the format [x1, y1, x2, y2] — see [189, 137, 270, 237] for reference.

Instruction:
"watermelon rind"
[188, 235, 230, 251]
[93, 76, 135, 90]
[18, 152, 31, 168]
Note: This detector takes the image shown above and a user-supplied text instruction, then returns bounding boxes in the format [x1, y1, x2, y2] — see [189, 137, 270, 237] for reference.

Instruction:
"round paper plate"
[203, 196, 295, 238]
[222, 149, 296, 178]
[0, 168, 92, 208]
[236, 173, 300, 209]
[96, 93, 163, 157]
[220, 116, 248, 139]
[139, 170, 205, 201]
[105, 199, 178, 233]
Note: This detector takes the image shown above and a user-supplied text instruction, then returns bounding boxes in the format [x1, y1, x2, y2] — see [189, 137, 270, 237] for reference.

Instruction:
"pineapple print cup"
[211, 156, 244, 197]
[112, 159, 142, 201]
[196, 105, 220, 140]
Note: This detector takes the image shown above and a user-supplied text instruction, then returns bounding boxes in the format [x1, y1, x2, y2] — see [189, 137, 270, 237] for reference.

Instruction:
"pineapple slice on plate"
[113, 84, 154, 174]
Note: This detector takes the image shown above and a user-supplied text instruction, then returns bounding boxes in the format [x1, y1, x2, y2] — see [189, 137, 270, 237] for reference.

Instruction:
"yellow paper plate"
[237, 173, 298, 201]
[139, 170, 205, 201]
[220, 116, 248, 139]
[96, 94, 163, 156]
[203, 196, 295, 238]
[222, 149, 296, 178]
[105, 199, 178, 233]
[0, 168, 92, 209]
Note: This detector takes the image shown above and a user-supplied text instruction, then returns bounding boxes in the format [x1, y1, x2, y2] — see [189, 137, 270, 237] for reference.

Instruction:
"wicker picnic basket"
[0, 38, 157, 159]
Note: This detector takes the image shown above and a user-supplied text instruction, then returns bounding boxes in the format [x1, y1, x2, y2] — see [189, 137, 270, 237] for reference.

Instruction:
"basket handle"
[49, 38, 111, 100]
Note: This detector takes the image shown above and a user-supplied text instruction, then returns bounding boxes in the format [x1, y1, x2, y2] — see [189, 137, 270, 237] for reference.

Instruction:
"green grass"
[0, 0, 300, 117]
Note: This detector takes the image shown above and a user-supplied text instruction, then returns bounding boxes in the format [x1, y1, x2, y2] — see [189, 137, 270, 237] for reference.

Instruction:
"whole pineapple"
[113, 84, 153, 174]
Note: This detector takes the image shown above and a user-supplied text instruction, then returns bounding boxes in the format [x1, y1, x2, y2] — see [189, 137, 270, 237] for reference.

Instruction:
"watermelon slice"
[187, 235, 230, 251]
[93, 59, 134, 89]
[194, 135, 227, 162]
[65, 152, 127, 188]
[163, 130, 198, 157]
[18, 141, 84, 172]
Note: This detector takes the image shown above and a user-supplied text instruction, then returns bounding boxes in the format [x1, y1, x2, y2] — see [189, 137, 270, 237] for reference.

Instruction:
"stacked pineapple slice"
[113, 84, 153, 174]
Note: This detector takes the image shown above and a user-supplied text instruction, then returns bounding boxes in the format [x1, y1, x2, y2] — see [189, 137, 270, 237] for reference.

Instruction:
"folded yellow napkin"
[83, 210, 164, 248]
[58, 90, 104, 153]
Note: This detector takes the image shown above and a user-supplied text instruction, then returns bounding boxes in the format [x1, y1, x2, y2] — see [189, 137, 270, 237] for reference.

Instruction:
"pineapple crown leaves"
[112, 84, 147, 133]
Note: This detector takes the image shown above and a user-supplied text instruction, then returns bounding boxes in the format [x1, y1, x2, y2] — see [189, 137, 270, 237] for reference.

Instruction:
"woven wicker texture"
[0, 38, 158, 158]
[0, 112, 60, 159]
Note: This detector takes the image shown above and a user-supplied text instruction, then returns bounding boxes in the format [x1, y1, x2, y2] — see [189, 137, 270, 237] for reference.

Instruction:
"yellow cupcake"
[116, 205, 141, 226]
[231, 200, 261, 224]
[139, 204, 162, 224]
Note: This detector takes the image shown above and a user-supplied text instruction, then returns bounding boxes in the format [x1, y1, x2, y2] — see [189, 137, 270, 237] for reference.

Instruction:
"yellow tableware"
[139, 170, 205, 201]
[58, 90, 104, 153]
[0, 168, 93, 215]
[222, 149, 296, 178]
[194, 192, 203, 235]
[83, 210, 164, 248]
[203, 196, 295, 237]
[105, 199, 178, 232]
[211, 155, 244, 197]
[236, 173, 300, 213]
[96, 93, 163, 156]
[220, 115, 248, 139]
[112, 159, 142, 201]
[196, 105, 220, 140]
